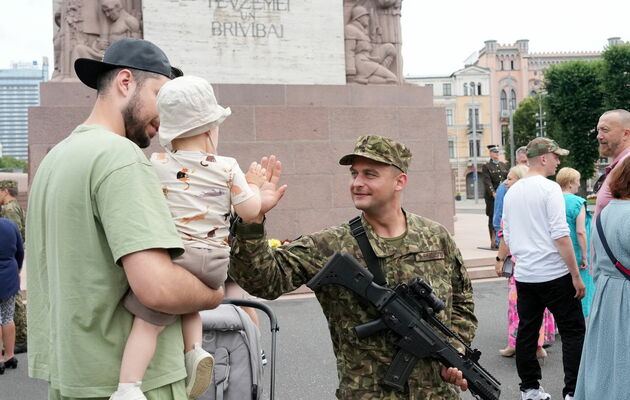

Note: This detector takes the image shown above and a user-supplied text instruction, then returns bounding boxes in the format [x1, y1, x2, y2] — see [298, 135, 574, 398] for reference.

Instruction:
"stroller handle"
[222, 298, 279, 333]
[221, 297, 279, 400]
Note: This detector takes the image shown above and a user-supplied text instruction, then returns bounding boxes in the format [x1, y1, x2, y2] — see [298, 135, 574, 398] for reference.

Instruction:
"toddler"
[110, 76, 266, 400]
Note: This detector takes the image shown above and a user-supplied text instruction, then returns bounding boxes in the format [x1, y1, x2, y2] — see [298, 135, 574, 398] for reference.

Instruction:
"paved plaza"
[4, 201, 571, 399]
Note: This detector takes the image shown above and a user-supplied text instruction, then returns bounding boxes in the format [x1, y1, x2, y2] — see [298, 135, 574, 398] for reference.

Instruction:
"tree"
[0, 156, 28, 172]
[544, 61, 604, 185]
[507, 96, 541, 163]
[601, 43, 630, 110]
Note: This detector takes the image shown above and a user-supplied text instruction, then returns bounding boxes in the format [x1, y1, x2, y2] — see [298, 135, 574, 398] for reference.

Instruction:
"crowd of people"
[0, 180, 27, 375]
[1, 35, 628, 400]
[492, 109, 630, 400]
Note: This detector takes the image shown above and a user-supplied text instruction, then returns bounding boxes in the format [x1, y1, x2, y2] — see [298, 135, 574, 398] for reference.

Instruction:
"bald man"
[594, 109, 630, 215]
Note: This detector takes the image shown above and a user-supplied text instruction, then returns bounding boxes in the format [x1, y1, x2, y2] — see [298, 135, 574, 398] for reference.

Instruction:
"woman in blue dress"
[557, 167, 594, 318]
[574, 157, 630, 399]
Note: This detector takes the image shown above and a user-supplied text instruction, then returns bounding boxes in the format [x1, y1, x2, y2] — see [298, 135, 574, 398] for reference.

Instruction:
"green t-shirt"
[26, 125, 185, 398]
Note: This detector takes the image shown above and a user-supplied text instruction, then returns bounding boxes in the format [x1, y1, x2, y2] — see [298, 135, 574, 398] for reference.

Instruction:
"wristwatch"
[496, 256, 504, 262]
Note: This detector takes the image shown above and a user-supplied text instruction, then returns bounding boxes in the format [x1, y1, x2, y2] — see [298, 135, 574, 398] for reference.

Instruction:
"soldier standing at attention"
[481, 145, 508, 249]
[230, 136, 477, 399]
[0, 180, 27, 354]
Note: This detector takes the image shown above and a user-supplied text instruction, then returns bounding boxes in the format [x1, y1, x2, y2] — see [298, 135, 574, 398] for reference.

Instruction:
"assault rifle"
[307, 252, 501, 400]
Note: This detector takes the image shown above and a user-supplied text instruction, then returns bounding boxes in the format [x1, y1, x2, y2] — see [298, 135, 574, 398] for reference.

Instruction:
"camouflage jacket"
[1, 199, 25, 240]
[230, 212, 477, 400]
[481, 160, 508, 199]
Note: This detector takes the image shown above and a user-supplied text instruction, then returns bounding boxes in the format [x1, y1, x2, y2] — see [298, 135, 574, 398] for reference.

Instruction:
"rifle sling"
[349, 216, 387, 286]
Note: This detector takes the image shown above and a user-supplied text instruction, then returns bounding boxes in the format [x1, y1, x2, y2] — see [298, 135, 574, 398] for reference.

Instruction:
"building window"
[511, 60, 515, 70]
[468, 108, 480, 129]
[469, 139, 481, 158]
[510, 89, 517, 110]
[500, 90, 507, 111]
[448, 138, 455, 159]
[500, 60, 504, 70]
[463, 83, 468, 96]
[446, 109, 454, 126]
[477, 83, 482, 95]
[443, 83, 452, 96]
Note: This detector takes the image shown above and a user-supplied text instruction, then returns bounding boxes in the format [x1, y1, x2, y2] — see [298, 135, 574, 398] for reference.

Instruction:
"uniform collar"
[361, 210, 411, 258]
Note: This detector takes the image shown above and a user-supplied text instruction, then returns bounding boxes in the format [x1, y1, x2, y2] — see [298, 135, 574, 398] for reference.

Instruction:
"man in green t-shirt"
[26, 38, 224, 400]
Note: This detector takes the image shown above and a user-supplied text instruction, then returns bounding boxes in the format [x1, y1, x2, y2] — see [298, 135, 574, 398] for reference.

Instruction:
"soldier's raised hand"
[242, 155, 287, 223]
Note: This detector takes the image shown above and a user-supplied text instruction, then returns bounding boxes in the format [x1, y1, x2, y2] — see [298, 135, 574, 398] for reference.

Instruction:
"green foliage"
[0, 156, 28, 172]
[601, 44, 630, 110]
[544, 61, 604, 180]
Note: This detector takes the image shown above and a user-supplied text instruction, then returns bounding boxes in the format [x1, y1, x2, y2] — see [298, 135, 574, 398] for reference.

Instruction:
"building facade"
[407, 65, 492, 198]
[0, 58, 49, 160]
[407, 38, 624, 198]
[475, 39, 602, 150]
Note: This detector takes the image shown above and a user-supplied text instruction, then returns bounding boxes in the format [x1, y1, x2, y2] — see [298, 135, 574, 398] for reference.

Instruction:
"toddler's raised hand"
[245, 161, 267, 187]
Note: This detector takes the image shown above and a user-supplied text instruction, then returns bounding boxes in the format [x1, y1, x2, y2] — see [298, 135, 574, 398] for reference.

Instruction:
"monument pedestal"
[29, 82, 454, 237]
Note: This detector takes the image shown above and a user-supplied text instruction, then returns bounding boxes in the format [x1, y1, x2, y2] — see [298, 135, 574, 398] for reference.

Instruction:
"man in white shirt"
[501, 138, 586, 400]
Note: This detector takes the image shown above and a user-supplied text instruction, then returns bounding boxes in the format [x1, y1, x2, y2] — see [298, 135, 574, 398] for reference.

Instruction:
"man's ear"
[394, 172, 408, 191]
[115, 69, 134, 98]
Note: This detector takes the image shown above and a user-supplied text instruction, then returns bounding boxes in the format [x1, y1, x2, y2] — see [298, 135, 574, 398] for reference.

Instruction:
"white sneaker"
[185, 343, 215, 399]
[109, 383, 147, 400]
[521, 387, 551, 400]
[565, 395, 574, 400]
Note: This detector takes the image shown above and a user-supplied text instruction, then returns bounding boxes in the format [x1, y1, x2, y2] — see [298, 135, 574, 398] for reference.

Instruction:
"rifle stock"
[307, 252, 501, 400]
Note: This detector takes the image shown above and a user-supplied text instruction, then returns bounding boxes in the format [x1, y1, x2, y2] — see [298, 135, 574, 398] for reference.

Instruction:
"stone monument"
[51, 0, 142, 81]
[30, 0, 454, 237]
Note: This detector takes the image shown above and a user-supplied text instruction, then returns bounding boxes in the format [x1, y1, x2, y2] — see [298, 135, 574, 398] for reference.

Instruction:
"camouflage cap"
[526, 137, 569, 158]
[0, 180, 17, 190]
[339, 135, 412, 173]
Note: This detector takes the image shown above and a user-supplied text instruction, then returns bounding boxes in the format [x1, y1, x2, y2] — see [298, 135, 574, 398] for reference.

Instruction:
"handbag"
[595, 213, 630, 280]
[501, 257, 514, 278]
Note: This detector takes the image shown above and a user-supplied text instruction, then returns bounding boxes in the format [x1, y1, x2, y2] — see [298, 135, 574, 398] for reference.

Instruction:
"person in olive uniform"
[0, 180, 27, 354]
[481, 145, 508, 249]
[230, 136, 477, 399]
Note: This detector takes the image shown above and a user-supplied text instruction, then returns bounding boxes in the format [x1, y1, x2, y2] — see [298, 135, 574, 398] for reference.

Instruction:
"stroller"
[199, 299, 279, 400]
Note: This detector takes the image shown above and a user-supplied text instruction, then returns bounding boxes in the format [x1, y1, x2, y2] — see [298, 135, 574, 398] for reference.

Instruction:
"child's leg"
[182, 312, 215, 399]
[182, 312, 203, 352]
[119, 317, 165, 383]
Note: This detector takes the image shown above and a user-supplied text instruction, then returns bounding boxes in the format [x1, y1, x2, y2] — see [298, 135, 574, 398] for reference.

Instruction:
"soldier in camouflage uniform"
[481, 145, 508, 249]
[0, 180, 27, 353]
[230, 136, 477, 399]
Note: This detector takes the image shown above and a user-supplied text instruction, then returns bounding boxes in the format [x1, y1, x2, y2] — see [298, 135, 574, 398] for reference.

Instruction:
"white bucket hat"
[157, 75, 231, 149]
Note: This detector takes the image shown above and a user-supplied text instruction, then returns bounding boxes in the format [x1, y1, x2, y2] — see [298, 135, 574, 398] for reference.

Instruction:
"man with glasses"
[594, 109, 630, 215]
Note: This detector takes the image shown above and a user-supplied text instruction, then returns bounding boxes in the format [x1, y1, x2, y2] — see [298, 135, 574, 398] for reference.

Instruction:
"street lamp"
[505, 76, 516, 167]
[535, 90, 547, 137]
[471, 81, 479, 204]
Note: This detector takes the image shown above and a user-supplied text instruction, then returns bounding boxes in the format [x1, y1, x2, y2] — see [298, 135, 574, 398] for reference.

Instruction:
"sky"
[1, 0, 628, 78]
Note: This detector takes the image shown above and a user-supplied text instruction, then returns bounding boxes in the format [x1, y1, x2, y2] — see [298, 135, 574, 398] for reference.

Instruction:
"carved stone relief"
[51, 0, 143, 81]
[343, 0, 403, 84]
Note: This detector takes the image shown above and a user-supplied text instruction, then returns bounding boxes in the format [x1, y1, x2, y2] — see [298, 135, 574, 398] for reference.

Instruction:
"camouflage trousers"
[14, 292, 27, 344]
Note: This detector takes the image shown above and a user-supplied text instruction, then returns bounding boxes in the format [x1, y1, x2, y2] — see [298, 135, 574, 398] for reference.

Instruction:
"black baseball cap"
[74, 38, 183, 90]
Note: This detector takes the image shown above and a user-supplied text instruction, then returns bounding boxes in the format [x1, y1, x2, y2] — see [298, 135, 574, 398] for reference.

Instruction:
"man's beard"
[122, 93, 151, 149]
